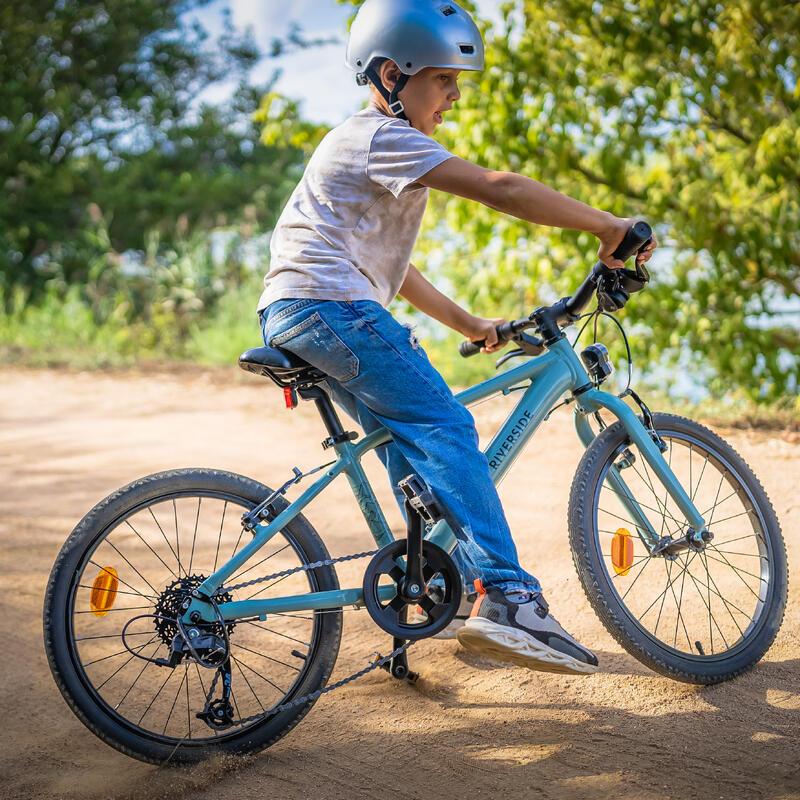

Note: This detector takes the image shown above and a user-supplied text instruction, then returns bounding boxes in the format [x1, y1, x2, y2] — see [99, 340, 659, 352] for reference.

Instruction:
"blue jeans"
[260, 298, 540, 596]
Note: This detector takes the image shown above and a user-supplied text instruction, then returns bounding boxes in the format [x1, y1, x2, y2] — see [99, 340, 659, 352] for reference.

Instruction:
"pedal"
[397, 474, 444, 525]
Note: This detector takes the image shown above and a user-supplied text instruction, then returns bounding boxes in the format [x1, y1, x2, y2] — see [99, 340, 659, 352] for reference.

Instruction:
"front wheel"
[44, 468, 342, 764]
[569, 413, 787, 684]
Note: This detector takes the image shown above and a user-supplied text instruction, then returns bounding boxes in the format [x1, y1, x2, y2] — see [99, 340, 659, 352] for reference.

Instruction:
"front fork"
[573, 392, 709, 555]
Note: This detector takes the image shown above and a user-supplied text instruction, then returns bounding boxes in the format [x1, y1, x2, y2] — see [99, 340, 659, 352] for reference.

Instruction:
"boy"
[257, 0, 656, 675]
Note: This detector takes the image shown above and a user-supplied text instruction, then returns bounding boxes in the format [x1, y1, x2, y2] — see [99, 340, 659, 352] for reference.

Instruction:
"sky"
[190, 0, 504, 124]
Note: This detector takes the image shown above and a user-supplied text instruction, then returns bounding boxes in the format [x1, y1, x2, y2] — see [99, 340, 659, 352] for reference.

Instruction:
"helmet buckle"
[388, 99, 405, 116]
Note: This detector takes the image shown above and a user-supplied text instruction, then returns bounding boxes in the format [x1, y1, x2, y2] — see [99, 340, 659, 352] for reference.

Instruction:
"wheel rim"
[65, 489, 326, 746]
[592, 429, 773, 662]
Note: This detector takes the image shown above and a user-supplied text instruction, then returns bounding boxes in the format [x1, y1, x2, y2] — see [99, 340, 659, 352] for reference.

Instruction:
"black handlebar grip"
[611, 220, 652, 263]
[458, 339, 484, 358]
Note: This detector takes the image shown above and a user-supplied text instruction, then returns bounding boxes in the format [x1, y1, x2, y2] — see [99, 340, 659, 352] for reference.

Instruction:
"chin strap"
[362, 64, 410, 121]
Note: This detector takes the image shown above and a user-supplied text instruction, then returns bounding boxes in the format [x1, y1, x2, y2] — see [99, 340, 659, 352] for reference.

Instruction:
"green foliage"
[0, 1, 310, 308]
[414, 0, 799, 401]
[0, 212, 264, 366]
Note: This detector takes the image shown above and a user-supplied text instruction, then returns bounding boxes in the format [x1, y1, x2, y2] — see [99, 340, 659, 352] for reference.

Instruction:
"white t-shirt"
[257, 105, 455, 312]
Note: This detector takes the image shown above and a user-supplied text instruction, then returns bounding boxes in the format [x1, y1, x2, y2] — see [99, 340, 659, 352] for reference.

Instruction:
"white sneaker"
[456, 582, 599, 674]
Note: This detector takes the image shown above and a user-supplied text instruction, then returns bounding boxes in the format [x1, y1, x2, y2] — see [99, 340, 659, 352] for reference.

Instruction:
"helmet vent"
[440, 5, 456, 16]
[459, 44, 475, 55]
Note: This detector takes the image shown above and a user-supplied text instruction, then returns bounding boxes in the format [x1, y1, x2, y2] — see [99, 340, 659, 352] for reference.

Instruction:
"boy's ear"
[378, 59, 403, 91]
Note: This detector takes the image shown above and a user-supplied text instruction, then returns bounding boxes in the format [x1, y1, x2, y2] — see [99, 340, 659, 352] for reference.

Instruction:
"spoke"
[75, 630, 152, 642]
[163, 668, 187, 735]
[230, 641, 301, 672]
[232, 657, 266, 712]
[699, 488, 740, 518]
[704, 469, 728, 529]
[700, 552, 746, 638]
[608, 555, 652, 577]
[652, 560, 672, 639]
[94, 635, 160, 691]
[188, 498, 201, 576]
[148, 506, 181, 572]
[239, 619, 310, 646]
[229, 526, 245, 564]
[230, 654, 285, 695]
[690, 453, 710, 503]
[113, 647, 157, 707]
[705, 546, 764, 600]
[124, 520, 179, 582]
[173, 499, 182, 579]
[634, 457, 684, 532]
[683, 566, 729, 651]
[601, 489, 683, 528]
[703, 551, 766, 584]
[712, 549, 766, 559]
[243, 570, 294, 601]
[75, 605, 153, 614]
[668, 555, 692, 650]
[619, 555, 655, 600]
[83, 639, 157, 668]
[636, 552, 696, 623]
[712, 533, 763, 548]
[87, 558, 158, 602]
[137, 668, 175, 725]
[212, 501, 227, 573]
[77, 584, 156, 599]
[228, 542, 292, 585]
[185, 666, 192, 740]
[704, 509, 754, 527]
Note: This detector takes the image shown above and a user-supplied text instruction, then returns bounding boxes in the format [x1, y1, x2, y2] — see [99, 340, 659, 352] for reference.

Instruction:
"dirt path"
[1, 366, 798, 800]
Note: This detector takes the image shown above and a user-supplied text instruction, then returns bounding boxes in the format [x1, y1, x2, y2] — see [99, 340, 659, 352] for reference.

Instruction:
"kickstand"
[379, 637, 418, 684]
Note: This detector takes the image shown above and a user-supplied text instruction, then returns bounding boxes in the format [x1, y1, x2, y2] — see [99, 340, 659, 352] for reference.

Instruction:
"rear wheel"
[569, 413, 787, 683]
[44, 468, 342, 764]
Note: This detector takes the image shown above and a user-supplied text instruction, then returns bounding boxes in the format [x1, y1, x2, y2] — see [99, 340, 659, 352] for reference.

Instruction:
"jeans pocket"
[269, 312, 360, 383]
[267, 298, 315, 326]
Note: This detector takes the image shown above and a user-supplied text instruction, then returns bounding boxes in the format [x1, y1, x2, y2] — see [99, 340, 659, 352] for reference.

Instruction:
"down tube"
[483, 359, 573, 484]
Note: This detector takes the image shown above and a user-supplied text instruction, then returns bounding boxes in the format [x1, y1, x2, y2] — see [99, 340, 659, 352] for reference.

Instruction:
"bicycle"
[43, 221, 787, 764]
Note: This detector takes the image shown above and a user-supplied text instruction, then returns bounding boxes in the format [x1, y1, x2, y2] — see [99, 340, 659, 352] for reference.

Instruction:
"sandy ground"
[0, 365, 798, 800]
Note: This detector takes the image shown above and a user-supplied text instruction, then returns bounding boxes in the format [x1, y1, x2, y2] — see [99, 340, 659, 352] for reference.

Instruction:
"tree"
[411, 0, 798, 401]
[0, 0, 321, 304]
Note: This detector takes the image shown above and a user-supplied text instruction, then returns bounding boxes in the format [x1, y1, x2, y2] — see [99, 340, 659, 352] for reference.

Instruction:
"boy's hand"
[461, 315, 508, 353]
[595, 215, 659, 270]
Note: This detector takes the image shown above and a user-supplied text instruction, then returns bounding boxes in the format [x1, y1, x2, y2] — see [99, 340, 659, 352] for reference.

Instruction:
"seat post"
[297, 385, 357, 448]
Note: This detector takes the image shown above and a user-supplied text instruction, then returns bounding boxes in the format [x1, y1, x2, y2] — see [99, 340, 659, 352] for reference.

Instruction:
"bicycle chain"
[214, 547, 380, 596]
[200, 545, 412, 732]
[204, 638, 412, 731]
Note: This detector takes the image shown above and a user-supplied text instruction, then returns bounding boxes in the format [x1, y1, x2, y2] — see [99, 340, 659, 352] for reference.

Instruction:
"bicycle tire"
[568, 413, 787, 684]
[43, 468, 342, 764]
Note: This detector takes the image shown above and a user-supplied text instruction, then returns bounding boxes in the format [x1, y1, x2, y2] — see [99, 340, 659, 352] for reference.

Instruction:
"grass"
[2, 290, 797, 433]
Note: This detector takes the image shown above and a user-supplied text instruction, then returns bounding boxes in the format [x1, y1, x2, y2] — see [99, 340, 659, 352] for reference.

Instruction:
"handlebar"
[460, 220, 652, 358]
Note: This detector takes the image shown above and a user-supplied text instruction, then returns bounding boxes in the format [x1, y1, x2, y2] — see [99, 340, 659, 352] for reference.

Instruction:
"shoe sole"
[431, 617, 467, 639]
[456, 618, 599, 675]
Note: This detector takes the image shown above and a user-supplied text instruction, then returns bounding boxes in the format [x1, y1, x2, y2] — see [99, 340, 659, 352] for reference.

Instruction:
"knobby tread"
[43, 468, 342, 765]
[567, 413, 787, 684]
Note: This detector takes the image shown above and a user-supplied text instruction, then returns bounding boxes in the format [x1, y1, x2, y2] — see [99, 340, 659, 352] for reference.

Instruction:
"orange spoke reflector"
[90, 566, 119, 617]
[611, 528, 634, 576]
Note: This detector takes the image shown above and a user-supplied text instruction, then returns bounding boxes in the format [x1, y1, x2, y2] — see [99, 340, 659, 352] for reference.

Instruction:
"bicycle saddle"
[238, 346, 324, 384]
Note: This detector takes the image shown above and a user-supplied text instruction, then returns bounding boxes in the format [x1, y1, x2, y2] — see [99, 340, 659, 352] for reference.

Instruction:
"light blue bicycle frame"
[186, 337, 707, 625]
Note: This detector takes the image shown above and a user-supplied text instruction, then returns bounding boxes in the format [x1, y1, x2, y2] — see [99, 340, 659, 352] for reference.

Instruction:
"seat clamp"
[322, 431, 359, 450]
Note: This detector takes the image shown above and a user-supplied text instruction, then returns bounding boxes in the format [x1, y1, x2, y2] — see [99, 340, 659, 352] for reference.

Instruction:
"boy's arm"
[418, 158, 657, 269]
[398, 263, 505, 351]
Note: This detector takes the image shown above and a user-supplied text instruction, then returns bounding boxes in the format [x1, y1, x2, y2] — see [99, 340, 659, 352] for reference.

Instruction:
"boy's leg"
[321, 373, 479, 587]
[262, 298, 536, 593]
[261, 298, 597, 674]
